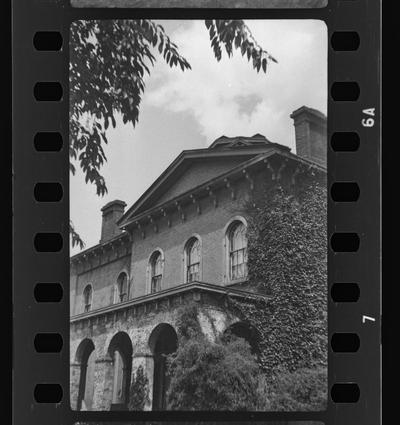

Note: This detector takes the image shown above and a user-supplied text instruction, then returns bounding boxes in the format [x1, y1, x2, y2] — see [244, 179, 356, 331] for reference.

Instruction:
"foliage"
[128, 364, 150, 411]
[69, 20, 276, 247]
[70, 20, 191, 197]
[167, 303, 263, 411]
[205, 20, 277, 72]
[69, 220, 85, 249]
[260, 366, 327, 411]
[230, 175, 327, 377]
[70, 20, 275, 198]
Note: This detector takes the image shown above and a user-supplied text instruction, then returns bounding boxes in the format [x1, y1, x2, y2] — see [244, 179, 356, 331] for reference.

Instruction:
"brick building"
[70, 106, 327, 411]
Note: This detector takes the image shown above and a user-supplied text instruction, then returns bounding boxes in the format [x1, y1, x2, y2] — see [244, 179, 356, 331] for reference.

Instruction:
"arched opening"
[184, 237, 201, 283]
[76, 338, 96, 411]
[149, 250, 163, 293]
[224, 321, 260, 355]
[83, 284, 93, 312]
[227, 220, 248, 280]
[149, 323, 178, 410]
[108, 332, 133, 410]
[115, 272, 128, 303]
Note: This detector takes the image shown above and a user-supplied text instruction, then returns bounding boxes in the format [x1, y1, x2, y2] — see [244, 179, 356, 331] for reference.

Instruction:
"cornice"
[70, 281, 269, 325]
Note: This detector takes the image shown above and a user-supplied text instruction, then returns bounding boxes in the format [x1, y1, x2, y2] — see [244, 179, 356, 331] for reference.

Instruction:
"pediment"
[119, 148, 268, 224]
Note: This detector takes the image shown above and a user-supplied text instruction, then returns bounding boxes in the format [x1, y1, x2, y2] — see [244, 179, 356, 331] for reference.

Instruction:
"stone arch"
[75, 338, 96, 411]
[148, 323, 178, 410]
[107, 331, 133, 409]
[223, 321, 260, 355]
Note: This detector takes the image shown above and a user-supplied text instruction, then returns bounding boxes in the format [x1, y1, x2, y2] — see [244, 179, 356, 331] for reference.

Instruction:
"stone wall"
[70, 292, 240, 411]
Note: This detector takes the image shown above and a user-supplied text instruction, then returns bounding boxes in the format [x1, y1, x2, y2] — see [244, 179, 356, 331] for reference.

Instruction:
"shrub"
[128, 365, 150, 411]
[167, 304, 264, 411]
[261, 366, 328, 411]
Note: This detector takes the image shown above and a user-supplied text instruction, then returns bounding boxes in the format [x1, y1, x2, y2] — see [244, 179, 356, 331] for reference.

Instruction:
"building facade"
[70, 106, 327, 411]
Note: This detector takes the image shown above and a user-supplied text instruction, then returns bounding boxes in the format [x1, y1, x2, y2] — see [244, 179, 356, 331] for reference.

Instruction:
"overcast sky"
[70, 19, 327, 255]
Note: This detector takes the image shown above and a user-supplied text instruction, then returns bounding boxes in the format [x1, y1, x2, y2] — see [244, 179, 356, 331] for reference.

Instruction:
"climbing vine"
[128, 365, 150, 411]
[167, 303, 264, 411]
[230, 172, 327, 377]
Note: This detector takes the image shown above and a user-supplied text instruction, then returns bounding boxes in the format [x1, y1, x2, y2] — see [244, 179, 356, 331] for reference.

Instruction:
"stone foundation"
[70, 286, 247, 411]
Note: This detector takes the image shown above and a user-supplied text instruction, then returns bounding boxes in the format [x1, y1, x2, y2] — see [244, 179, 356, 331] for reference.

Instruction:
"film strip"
[12, 1, 381, 425]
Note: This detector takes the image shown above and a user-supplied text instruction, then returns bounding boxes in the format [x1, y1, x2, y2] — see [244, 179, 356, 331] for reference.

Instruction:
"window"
[150, 251, 163, 293]
[185, 237, 201, 283]
[228, 221, 248, 280]
[116, 273, 128, 303]
[83, 285, 92, 312]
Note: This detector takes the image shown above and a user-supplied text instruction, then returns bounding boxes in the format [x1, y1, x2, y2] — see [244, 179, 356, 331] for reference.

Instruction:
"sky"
[70, 19, 327, 255]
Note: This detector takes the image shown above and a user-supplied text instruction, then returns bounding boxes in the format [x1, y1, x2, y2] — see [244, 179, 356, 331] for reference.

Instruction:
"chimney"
[100, 200, 126, 243]
[290, 106, 327, 167]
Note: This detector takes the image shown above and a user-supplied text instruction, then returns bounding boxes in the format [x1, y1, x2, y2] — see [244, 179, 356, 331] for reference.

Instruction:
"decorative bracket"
[175, 201, 185, 222]
[291, 165, 302, 186]
[148, 215, 158, 233]
[161, 208, 171, 228]
[277, 159, 289, 181]
[224, 178, 235, 200]
[264, 158, 277, 180]
[136, 221, 145, 239]
[190, 194, 201, 215]
[243, 169, 254, 191]
[206, 186, 218, 208]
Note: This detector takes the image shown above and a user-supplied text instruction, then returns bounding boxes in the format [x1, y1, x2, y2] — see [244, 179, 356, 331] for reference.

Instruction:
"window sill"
[225, 277, 248, 286]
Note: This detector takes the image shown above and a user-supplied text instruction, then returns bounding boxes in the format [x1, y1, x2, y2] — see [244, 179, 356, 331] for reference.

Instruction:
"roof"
[118, 135, 291, 226]
[208, 133, 273, 149]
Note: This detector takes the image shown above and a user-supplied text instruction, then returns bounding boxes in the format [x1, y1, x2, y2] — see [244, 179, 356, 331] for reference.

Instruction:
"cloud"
[146, 19, 327, 150]
[70, 19, 327, 253]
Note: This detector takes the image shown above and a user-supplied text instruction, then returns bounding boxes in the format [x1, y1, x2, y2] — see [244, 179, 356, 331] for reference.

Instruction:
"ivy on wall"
[128, 365, 150, 411]
[230, 173, 327, 379]
[167, 303, 263, 411]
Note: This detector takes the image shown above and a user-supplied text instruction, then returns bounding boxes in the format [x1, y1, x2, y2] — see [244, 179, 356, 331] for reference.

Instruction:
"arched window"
[228, 221, 248, 280]
[185, 237, 201, 283]
[83, 285, 93, 312]
[150, 251, 163, 293]
[115, 272, 128, 303]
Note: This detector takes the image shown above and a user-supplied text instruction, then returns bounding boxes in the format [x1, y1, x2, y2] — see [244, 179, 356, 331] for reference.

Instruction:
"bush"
[261, 366, 327, 411]
[128, 365, 149, 411]
[167, 303, 264, 411]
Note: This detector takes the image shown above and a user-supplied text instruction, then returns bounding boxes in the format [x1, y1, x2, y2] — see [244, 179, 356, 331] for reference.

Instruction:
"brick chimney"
[290, 106, 327, 167]
[100, 200, 126, 243]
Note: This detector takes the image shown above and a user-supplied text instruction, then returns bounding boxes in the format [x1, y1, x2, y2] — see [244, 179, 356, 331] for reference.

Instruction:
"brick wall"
[130, 178, 252, 298]
[71, 254, 131, 315]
